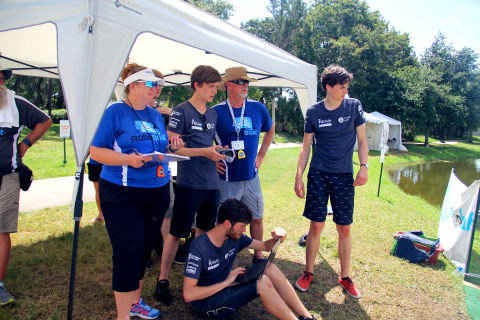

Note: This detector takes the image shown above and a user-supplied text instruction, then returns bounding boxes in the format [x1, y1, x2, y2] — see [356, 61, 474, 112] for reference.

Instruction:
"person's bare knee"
[336, 224, 351, 239]
[257, 275, 274, 295]
[310, 221, 324, 236]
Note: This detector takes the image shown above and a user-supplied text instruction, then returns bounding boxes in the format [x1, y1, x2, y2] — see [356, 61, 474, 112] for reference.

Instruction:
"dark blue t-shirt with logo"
[91, 101, 169, 188]
[213, 99, 272, 182]
[305, 98, 366, 174]
[184, 233, 253, 288]
[168, 101, 218, 190]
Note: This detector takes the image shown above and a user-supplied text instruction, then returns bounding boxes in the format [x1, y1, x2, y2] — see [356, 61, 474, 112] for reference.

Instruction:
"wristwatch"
[22, 138, 32, 147]
[360, 164, 369, 169]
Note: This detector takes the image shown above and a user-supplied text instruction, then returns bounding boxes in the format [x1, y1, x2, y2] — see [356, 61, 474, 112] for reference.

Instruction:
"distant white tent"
[371, 111, 407, 151]
[355, 112, 388, 152]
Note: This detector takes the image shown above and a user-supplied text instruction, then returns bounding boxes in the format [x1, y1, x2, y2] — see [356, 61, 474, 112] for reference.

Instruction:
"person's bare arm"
[18, 119, 53, 158]
[353, 124, 368, 186]
[294, 132, 314, 198]
[247, 228, 287, 252]
[167, 130, 225, 161]
[255, 125, 275, 170]
[183, 269, 245, 303]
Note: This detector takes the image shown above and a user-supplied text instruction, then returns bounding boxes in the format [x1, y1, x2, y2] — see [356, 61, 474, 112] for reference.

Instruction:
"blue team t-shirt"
[213, 99, 272, 182]
[305, 98, 366, 174]
[184, 233, 253, 287]
[91, 101, 170, 188]
[168, 101, 219, 190]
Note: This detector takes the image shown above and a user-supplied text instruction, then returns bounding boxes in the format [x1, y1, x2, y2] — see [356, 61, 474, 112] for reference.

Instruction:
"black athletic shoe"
[173, 252, 186, 265]
[252, 256, 268, 264]
[155, 279, 172, 306]
[299, 315, 317, 320]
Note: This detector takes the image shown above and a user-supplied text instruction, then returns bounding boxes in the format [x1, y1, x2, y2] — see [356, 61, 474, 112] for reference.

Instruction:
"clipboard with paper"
[142, 152, 190, 163]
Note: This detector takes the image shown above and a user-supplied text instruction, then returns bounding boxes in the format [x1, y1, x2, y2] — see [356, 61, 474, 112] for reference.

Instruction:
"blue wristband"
[22, 138, 32, 147]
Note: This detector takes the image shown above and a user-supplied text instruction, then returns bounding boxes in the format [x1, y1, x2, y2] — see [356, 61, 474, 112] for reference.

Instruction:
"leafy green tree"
[187, 0, 234, 21]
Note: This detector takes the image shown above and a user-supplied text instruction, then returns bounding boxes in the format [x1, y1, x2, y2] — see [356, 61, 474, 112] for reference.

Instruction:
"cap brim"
[124, 69, 165, 86]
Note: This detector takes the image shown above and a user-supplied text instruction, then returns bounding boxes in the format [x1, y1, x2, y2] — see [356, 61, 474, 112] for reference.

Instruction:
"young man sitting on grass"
[183, 198, 316, 320]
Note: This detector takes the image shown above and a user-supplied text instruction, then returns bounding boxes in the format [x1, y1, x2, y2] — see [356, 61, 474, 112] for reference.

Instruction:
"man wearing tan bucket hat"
[213, 66, 275, 264]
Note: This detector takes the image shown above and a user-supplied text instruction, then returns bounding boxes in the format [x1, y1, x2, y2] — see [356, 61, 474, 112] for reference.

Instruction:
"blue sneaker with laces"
[130, 298, 161, 319]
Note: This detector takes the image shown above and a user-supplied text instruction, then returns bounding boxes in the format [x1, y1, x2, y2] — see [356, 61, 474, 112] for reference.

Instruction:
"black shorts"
[99, 178, 170, 292]
[303, 168, 355, 226]
[193, 281, 258, 319]
[170, 186, 220, 238]
[87, 163, 103, 182]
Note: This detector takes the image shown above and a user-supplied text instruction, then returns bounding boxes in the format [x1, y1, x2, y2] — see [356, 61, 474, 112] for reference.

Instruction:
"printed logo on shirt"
[188, 253, 201, 261]
[187, 262, 199, 268]
[338, 116, 351, 123]
[208, 258, 220, 270]
[233, 117, 253, 130]
[318, 118, 332, 128]
[186, 267, 196, 274]
[132, 121, 166, 142]
[359, 105, 365, 120]
[171, 110, 182, 117]
[225, 249, 236, 259]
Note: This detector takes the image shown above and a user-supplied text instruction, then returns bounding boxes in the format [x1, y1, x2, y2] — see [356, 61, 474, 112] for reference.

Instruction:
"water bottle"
[452, 266, 465, 277]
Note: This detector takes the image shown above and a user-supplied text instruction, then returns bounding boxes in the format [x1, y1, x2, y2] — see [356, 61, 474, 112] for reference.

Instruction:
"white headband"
[123, 69, 165, 87]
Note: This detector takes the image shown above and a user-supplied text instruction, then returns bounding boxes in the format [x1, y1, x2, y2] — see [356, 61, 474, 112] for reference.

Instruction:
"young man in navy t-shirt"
[155, 65, 227, 306]
[294, 65, 368, 299]
[213, 67, 274, 264]
[183, 198, 316, 320]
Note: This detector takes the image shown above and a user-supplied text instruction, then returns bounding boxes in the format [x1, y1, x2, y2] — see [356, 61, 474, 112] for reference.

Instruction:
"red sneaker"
[338, 277, 361, 299]
[295, 271, 313, 292]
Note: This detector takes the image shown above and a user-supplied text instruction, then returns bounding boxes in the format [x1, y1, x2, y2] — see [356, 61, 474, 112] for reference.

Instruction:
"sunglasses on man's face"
[229, 79, 249, 86]
[200, 114, 207, 131]
[137, 81, 159, 88]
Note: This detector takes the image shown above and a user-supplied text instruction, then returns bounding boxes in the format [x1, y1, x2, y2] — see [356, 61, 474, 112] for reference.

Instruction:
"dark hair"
[190, 65, 221, 90]
[120, 62, 147, 96]
[218, 198, 253, 226]
[321, 65, 353, 91]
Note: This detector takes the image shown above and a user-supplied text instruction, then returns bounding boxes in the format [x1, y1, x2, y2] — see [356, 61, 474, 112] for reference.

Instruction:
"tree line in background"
[4, 0, 479, 143]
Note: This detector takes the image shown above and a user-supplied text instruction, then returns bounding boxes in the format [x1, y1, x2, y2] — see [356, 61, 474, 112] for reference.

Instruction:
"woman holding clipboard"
[90, 63, 184, 320]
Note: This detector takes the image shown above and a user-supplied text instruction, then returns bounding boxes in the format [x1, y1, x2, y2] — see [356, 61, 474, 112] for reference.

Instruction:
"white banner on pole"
[60, 120, 71, 138]
[438, 170, 480, 268]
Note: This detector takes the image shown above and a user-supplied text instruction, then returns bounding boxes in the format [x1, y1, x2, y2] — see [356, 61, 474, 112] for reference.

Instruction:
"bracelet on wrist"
[169, 146, 177, 154]
[22, 138, 32, 147]
[122, 154, 126, 166]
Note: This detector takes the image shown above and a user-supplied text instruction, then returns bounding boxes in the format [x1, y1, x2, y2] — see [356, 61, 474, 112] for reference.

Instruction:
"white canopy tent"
[371, 111, 407, 151]
[355, 112, 388, 152]
[0, 0, 318, 171]
[0, 1, 318, 317]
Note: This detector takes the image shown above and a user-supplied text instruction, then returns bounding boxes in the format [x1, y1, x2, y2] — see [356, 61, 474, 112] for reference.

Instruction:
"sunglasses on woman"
[136, 81, 160, 88]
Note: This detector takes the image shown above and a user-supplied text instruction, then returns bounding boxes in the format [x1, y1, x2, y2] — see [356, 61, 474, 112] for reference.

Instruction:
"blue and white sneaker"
[130, 298, 161, 319]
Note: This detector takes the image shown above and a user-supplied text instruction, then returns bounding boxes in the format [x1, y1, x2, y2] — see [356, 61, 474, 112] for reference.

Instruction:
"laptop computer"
[234, 238, 283, 284]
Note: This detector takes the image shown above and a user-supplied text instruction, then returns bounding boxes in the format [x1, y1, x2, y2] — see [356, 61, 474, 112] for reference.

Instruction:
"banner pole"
[377, 148, 386, 197]
[464, 186, 480, 279]
[63, 138, 67, 164]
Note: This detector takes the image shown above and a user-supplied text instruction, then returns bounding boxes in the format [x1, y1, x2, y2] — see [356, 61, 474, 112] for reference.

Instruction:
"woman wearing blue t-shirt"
[90, 63, 184, 320]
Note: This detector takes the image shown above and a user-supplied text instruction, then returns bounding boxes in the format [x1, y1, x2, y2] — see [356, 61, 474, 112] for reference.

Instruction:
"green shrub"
[50, 109, 68, 124]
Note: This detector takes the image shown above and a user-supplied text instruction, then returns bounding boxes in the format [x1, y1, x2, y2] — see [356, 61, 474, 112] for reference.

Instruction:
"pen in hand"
[133, 148, 146, 166]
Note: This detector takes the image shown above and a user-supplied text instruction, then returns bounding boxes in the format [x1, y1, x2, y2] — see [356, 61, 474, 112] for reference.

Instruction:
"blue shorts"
[170, 186, 220, 238]
[303, 168, 355, 226]
[192, 281, 259, 319]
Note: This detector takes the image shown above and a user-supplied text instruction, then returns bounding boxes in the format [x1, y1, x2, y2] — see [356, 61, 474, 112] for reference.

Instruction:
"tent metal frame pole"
[464, 187, 480, 279]
[67, 164, 85, 320]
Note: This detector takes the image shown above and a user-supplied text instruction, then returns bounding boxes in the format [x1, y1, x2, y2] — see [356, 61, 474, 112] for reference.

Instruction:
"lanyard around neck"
[226, 99, 245, 141]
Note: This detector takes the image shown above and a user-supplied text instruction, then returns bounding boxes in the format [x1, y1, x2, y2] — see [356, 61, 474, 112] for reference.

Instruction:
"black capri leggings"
[99, 178, 170, 292]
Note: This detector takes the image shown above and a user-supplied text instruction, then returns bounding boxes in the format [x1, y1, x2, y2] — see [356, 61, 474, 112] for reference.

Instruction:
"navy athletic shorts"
[303, 168, 355, 226]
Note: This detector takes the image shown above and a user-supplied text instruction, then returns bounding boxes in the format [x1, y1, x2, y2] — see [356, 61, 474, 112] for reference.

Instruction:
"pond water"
[388, 159, 480, 207]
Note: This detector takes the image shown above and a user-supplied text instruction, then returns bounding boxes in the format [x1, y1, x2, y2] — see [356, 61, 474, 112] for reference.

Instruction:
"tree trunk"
[425, 125, 429, 146]
[469, 130, 473, 143]
[167, 87, 178, 109]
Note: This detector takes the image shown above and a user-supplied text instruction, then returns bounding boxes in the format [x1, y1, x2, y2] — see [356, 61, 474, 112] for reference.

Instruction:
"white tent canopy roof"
[0, 0, 318, 167]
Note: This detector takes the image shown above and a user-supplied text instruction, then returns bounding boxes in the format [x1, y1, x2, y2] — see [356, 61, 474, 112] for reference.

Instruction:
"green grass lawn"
[2, 134, 477, 319]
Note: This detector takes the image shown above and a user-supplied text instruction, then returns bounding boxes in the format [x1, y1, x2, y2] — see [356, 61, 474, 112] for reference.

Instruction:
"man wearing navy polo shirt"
[214, 67, 274, 264]
[294, 65, 368, 299]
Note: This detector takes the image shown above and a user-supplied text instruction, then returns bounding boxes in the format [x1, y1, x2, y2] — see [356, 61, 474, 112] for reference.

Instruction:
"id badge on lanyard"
[227, 99, 246, 158]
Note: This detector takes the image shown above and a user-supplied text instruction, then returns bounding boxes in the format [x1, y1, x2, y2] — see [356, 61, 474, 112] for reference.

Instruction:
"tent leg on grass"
[67, 165, 84, 320]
